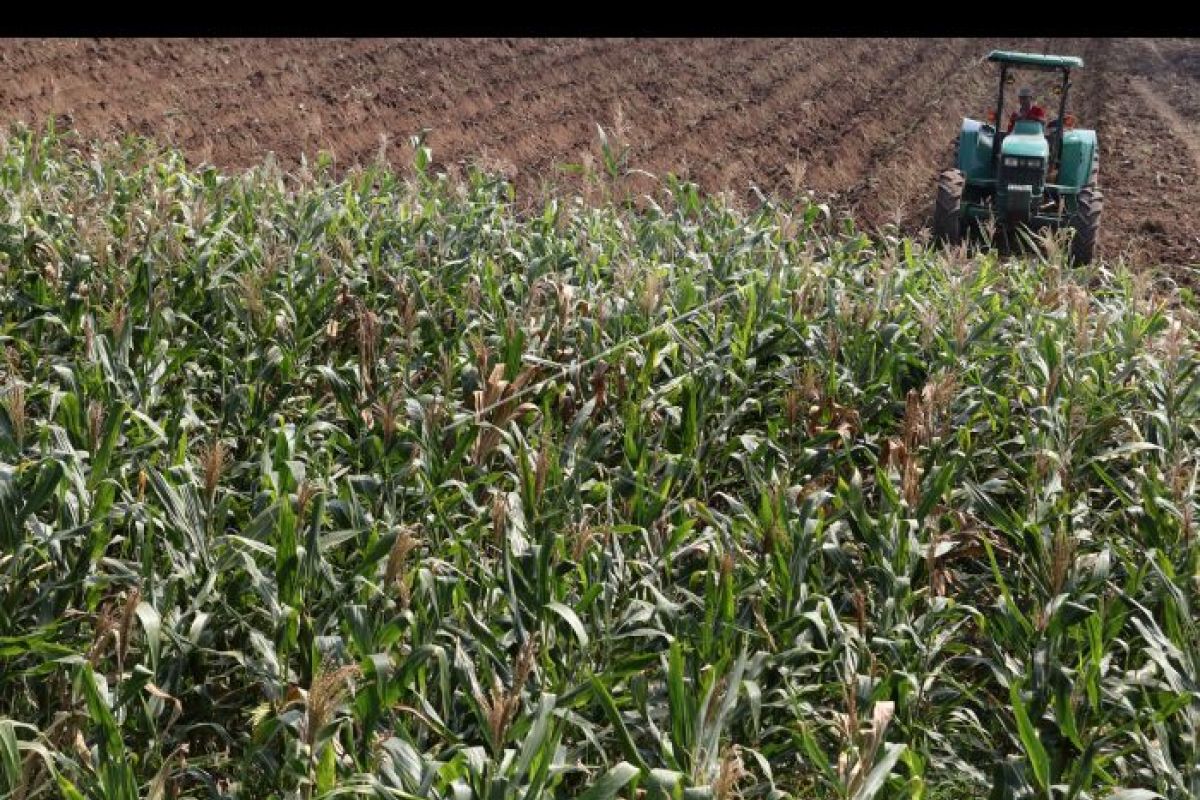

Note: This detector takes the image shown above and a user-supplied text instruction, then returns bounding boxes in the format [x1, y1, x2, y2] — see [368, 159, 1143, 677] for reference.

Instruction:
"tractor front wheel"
[1070, 184, 1103, 266]
[934, 168, 965, 247]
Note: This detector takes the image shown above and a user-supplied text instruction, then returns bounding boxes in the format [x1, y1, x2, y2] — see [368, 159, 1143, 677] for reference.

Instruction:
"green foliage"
[0, 123, 1198, 799]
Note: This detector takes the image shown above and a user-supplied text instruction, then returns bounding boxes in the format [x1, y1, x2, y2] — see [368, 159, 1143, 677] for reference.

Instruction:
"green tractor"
[935, 50, 1102, 264]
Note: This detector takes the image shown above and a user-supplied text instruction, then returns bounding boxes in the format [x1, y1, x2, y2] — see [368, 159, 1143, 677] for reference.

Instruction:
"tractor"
[935, 50, 1102, 264]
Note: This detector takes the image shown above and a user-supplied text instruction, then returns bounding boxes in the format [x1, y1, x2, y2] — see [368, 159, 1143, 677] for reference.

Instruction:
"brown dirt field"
[2, 38, 1199, 270]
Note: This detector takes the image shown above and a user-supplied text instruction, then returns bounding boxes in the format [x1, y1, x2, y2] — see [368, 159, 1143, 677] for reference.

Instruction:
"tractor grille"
[1000, 165, 1044, 192]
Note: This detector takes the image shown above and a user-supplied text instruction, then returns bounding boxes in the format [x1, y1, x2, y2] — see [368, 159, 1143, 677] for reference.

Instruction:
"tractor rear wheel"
[934, 168, 965, 246]
[1070, 184, 1103, 266]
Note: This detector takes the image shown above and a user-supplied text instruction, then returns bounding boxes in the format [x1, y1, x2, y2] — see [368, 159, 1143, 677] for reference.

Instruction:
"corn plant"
[0, 122, 1197, 799]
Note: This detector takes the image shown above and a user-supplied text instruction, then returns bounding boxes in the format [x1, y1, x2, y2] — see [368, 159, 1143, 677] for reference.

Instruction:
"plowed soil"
[2, 38, 1198, 269]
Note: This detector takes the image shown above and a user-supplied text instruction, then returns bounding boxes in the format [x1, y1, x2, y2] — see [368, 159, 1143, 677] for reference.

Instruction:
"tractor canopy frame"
[986, 50, 1084, 172]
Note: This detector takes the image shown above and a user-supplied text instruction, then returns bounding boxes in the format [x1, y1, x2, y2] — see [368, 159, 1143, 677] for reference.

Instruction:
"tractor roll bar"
[992, 64, 1007, 164]
[991, 63, 1073, 169]
[1054, 69, 1070, 169]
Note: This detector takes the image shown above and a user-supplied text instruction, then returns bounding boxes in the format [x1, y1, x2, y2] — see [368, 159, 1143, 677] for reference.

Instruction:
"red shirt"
[1008, 105, 1047, 131]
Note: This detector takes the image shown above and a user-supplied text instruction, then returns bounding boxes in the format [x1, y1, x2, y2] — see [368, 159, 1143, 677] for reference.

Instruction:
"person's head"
[1018, 86, 1034, 111]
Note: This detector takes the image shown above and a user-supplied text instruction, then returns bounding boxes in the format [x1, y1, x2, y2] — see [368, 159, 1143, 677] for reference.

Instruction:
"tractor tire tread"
[934, 168, 965, 246]
[1071, 182, 1103, 266]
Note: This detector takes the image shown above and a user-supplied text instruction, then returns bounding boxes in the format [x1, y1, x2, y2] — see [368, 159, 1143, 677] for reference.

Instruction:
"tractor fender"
[1058, 129, 1098, 189]
[957, 118, 994, 181]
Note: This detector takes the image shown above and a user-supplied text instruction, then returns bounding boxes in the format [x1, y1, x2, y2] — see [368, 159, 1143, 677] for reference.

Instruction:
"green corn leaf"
[545, 602, 590, 650]
[589, 677, 649, 772]
[0, 719, 20, 795]
[1010, 679, 1050, 792]
[513, 692, 556, 785]
[18, 458, 63, 523]
[577, 761, 640, 800]
[853, 743, 906, 800]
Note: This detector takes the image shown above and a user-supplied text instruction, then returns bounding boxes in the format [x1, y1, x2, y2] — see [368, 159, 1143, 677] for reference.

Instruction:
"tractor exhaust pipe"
[992, 65, 1007, 165]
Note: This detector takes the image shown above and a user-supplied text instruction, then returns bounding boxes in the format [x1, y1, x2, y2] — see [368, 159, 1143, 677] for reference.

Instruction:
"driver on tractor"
[1007, 86, 1047, 131]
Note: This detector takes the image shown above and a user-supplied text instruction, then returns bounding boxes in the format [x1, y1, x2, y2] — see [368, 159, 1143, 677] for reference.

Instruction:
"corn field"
[0, 127, 1198, 800]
